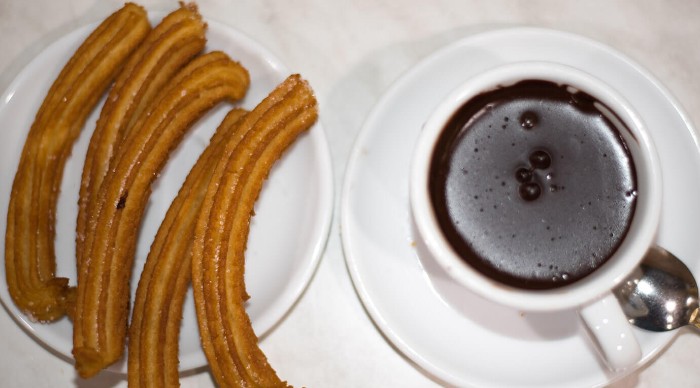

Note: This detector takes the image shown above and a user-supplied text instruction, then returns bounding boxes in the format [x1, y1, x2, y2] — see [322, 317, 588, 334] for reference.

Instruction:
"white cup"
[410, 61, 662, 371]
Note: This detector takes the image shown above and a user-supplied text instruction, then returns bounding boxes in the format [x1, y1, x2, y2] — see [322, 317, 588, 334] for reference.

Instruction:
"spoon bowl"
[615, 245, 699, 332]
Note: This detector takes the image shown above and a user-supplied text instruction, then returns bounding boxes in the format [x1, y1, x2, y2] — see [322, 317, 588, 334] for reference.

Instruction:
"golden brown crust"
[128, 108, 247, 388]
[5, 3, 150, 323]
[76, 3, 206, 269]
[6, 3, 318, 384]
[72, 51, 250, 378]
[191, 74, 318, 387]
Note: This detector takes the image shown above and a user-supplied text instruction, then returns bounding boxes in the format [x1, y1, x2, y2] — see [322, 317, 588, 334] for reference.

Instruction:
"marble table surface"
[1, 0, 699, 387]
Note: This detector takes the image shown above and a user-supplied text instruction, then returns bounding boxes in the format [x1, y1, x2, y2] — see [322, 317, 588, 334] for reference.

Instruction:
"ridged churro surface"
[73, 51, 250, 378]
[128, 108, 247, 388]
[5, 3, 150, 323]
[4, 4, 321, 385]
[192, 74, 317, 387]
[76, 3, 206, 269]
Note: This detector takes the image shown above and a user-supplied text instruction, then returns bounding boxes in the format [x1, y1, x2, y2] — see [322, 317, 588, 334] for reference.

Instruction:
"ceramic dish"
[342, 27, 700, 387]
[0, 16, 333, 373]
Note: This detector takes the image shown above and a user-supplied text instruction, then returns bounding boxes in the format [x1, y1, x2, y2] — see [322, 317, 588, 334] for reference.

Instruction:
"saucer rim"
[341, 26, 695, 387]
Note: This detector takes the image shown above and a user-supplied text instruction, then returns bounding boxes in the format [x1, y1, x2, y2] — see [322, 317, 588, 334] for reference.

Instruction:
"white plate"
[341, 27, 700, 387]
[0, 17, 333, 373]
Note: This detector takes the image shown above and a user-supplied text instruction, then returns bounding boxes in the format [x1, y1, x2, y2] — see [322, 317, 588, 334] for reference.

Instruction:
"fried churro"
[128, 108, 247, 388]
[5, 3, 150, 323]
[76, 3, 206, 268]
[191, 75, 318, 387]
[73, 51, 250, 377]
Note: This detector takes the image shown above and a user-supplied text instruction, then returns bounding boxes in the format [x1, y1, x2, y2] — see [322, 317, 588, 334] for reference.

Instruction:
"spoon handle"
[693, 321, 700, 332]
[692, 309, 700, 331]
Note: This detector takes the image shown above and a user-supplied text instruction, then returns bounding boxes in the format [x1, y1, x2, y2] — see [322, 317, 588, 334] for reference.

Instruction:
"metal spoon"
[614, 246, 700, 332]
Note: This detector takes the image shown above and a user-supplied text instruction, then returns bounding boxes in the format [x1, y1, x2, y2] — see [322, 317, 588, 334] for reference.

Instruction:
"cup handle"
[578, 292, 642, 371]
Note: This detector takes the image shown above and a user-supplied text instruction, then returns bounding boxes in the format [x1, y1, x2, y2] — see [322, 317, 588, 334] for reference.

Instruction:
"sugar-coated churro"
[76, 3, 206, 269]
[5, 3, 150, 323]
[73, 51, 250, 378]
[191, 74, 318, 387]
[5, 3, 320, 384]
[128, 108, 247, 388]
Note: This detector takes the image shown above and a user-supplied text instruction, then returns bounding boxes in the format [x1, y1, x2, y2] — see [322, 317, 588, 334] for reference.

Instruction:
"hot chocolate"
[429, 80, 637, 290]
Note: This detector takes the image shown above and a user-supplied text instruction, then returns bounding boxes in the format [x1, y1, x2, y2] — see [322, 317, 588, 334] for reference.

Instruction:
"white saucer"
[0, 17, 333, 373]
[341, 27, 700, 387]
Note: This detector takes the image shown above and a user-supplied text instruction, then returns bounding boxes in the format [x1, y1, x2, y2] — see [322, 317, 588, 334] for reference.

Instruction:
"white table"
[1, 1, 699, 386]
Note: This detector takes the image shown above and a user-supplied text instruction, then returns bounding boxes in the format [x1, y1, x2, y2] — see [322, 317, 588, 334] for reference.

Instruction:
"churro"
[128, 108, 247, 388]
[4, 3, 150, 323]
[73, 51, 250, 377]
[76, 3, 206, 268]
[191, 75, 317, 387]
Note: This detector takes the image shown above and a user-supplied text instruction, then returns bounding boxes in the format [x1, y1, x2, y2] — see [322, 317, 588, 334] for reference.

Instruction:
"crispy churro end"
[179, 1, 208, 32]
[179, 1, 205, 26]
[293, 73, 319, 115]
[123, 2, 147, 17]
[73, 347, 106, 378]
[180, 1, 199, 14]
